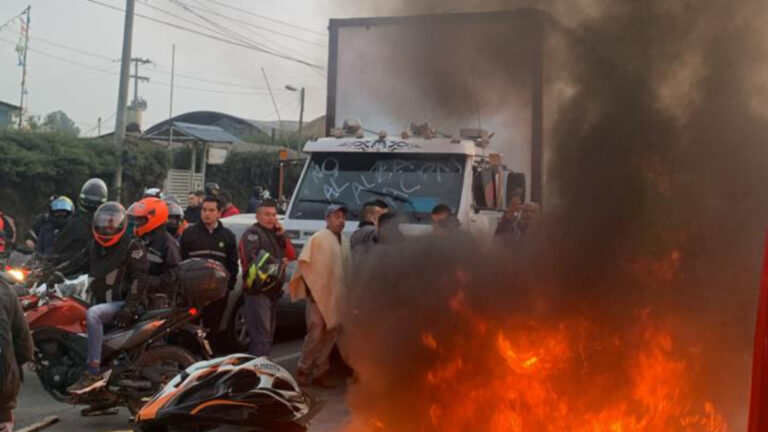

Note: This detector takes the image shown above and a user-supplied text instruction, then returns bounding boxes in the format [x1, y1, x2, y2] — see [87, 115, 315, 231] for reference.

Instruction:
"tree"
[41, 111, 80, 136]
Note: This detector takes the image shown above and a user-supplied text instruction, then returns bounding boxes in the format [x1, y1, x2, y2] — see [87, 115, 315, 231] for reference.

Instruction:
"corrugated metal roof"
[172, 122, 242, 143]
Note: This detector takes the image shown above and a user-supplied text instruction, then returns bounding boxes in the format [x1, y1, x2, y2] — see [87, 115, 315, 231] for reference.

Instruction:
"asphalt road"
[14, 338, 349, 432]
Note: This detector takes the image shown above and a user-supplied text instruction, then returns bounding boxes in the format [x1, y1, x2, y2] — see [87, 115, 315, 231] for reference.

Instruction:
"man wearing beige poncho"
[289, 204, 351, 387]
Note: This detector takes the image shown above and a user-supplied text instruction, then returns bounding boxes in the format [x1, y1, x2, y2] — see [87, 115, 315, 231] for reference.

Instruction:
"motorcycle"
[4, 258, 227, 416]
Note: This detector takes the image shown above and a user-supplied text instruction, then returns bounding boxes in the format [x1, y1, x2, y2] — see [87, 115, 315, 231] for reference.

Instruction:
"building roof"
[143, 111, 324, 141]
[0, 100, 21, 111]
[143, 121, 242, 144]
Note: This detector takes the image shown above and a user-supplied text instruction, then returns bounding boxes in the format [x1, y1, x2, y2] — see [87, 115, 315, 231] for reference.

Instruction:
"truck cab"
[283, 125, 525, 247]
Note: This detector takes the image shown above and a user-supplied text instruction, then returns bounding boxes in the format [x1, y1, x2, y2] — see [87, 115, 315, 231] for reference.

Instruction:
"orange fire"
[345, 289, 728, 432]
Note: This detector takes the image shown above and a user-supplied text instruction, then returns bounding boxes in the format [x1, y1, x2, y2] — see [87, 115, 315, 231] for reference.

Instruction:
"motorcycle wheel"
[127, 345, 196, 414]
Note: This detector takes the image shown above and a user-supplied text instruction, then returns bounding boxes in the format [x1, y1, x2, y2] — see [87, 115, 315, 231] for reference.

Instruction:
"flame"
[345, 291, 728, 432]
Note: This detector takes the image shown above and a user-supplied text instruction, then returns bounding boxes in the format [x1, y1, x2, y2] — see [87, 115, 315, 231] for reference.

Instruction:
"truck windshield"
[289, 152, 466, 223]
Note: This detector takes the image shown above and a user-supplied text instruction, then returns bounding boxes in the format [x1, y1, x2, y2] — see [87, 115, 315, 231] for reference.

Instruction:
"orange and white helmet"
[135, 354, 311, 432]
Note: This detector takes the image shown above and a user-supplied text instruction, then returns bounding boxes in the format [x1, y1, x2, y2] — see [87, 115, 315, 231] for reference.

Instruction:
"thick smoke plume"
[333, 0, 768, 429]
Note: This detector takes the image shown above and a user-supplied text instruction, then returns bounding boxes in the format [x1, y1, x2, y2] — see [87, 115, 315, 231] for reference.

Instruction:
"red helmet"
[128, 197, 169, 237]
[93, 202, 128, 247]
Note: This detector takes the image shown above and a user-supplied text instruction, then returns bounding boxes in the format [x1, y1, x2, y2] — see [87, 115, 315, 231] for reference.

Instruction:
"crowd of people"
[0, 178, 539, 429]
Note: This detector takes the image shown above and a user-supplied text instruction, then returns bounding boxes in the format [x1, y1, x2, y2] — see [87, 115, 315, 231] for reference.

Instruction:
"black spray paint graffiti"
[338, 137, 422, 152]
[310, 157, 464, 209]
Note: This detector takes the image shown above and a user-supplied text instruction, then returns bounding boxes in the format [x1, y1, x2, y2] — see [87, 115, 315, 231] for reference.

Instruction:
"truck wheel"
[128, 345, 196, 414]
[225, 298, 249, 352]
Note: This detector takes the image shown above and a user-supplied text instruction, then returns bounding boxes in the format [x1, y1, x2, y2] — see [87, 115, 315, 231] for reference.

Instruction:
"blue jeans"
[244, 294, 280, 357]
[86, 301, 124, 366]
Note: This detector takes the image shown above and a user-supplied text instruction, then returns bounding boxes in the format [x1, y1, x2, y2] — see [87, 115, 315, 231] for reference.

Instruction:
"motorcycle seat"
[139, 308, 173, 321]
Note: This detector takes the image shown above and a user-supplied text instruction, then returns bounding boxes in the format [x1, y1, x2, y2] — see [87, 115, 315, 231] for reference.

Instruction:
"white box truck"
[284, 9, 549, 245]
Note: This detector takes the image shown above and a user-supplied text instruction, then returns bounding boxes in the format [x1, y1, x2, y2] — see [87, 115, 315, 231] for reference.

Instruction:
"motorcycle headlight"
[7, 269, 25, 282]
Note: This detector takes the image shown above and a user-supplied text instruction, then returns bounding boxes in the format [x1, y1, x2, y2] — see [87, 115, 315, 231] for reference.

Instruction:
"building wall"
[0, 105, 18, 128]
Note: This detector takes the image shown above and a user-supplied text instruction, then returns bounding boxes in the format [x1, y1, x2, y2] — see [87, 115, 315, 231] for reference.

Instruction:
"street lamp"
[285, 84, 305, 136]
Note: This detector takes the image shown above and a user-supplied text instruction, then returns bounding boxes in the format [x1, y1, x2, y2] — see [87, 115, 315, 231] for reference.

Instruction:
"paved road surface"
[14, 338, 349, 432]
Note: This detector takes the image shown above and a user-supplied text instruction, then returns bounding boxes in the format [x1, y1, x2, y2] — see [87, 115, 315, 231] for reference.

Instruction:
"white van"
[283, 129, 525, 247]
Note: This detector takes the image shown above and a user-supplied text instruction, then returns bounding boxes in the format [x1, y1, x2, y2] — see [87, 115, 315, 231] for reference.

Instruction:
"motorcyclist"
[128, 197, 182, 307]
[0, 210, 17, 247]
[36, 196, 75, 257]
[165, 200, 186, 241]
[53, 178, 108, 274]
[143, 187, 163, 199]
[66, 202, 149, 394]
[25, 195, 58, 249]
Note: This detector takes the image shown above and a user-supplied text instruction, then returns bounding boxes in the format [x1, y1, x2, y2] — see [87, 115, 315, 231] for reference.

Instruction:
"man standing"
[350, 200, 388, 253]
[180, 196, 238, 333]
[184, 190, 204, 225]
[220, 191, 240, 218]
[494, 188, 524, 239]
[239, 200, 294, 357]
[53, 178, 108, 274]
[247, 186, 265, 213]
[0, 272, 34, 432]
[289, 204, 351, 387]
[430, 204, 453, 236]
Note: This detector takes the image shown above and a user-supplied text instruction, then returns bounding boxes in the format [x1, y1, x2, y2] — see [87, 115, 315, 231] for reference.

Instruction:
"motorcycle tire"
[127, 345, 196, 414]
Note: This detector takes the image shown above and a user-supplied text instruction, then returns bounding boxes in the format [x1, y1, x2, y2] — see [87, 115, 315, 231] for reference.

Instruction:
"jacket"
[53, 211, 93, 274]
[350, 222, 379, 253]
[238, 223, 288, 297]
[180, 221, 238, 290]
[0, 214, 16, 245]
[0, 281, 34, 422]
[221, 205, 240, 218]
[184, 206, 201, 225]
[36, 217, 68, 257]
[142, 228, 182, 296]
[88, 236, 150, 305]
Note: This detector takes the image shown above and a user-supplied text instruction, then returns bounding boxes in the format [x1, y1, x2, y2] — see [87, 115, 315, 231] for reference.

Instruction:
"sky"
[0, 0, 351, 136]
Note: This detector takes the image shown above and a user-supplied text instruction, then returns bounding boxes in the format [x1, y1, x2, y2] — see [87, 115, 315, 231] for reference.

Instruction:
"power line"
[0, 26, 117, 62]
[200, 0, 326, 37]
[81, 0, 323, 69]
[180, 0, 325, 47]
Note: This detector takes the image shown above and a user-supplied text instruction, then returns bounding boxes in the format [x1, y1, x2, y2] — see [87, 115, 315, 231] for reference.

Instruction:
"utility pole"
[262, 67, 283, 133]
[97, 116, 101, 136]
[113, 0, 136, 201]
[17, 6, 30, 129]
[298, 87, 305, 136]
[130, 57, 151, 104]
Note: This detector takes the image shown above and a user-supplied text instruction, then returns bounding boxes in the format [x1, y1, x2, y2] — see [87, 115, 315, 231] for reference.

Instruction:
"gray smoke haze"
[333, 0, 768, 429]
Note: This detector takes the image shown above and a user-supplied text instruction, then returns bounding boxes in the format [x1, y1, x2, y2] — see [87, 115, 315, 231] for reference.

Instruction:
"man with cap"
[289, 204, 351, 387]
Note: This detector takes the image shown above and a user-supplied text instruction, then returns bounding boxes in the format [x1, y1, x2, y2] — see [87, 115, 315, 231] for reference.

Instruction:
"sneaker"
[311, 373, 337, 389]
[67, 371, 106, 394]
[295, 370, 310, 387]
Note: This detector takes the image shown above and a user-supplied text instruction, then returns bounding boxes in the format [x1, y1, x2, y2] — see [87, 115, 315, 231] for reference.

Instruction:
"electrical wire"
[81, 0, 323, 69]
[199, 0, 326, 37]
[180, 0, 325, 47]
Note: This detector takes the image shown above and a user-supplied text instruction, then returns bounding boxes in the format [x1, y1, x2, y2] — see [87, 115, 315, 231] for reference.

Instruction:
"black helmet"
[245, 250, 283, 293]
[205, 182, 220, 196]
[165, 201, 184, 236]
[134, 354, 311, 432]
[79, 178, 108, 212]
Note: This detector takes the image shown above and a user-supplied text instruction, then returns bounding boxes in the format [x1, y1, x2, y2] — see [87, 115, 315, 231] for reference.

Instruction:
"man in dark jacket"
[246, 186, 265, 213]
[180, 196, 238, 332]
[53, 178, 108, 275]
[128, 197, 182, 307]
[0, 276, 34, 431]
[238, 200, 292, 356]
[350, 200, 388, 254]
[67, 202, 150, 394]
[36, 196, 75, 257]
[184, 190, 204, 225]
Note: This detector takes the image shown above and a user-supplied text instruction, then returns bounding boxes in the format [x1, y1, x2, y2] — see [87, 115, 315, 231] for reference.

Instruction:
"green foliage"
[0, 130, 168, 239]
[41, 111, 80, 137]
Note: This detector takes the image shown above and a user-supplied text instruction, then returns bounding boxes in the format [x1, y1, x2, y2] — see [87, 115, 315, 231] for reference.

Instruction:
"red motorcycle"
[4, 258, 226, 416]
